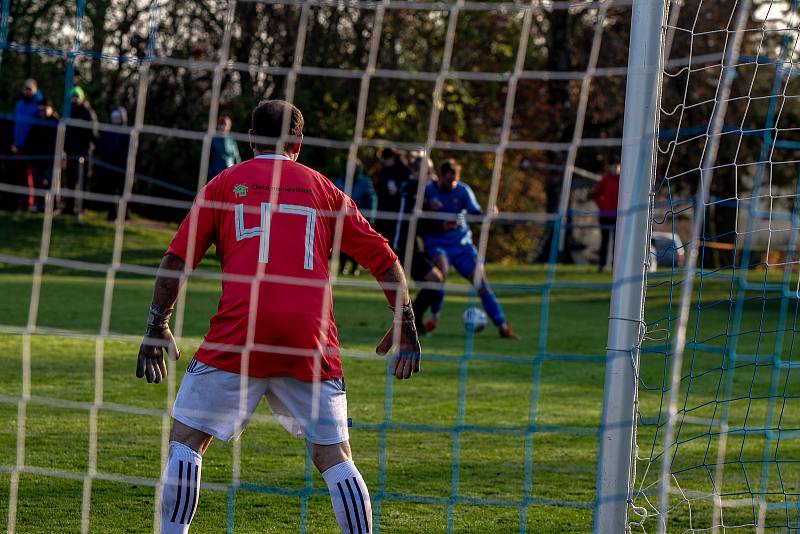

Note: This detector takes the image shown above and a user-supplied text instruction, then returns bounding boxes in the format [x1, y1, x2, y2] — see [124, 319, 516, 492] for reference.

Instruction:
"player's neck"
[253, 148, 297, 161]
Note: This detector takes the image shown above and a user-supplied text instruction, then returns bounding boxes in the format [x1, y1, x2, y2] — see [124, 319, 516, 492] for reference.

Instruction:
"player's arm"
[464, 184, 483, 215]
[374, 260, 421, 380]
[417, 210, 442, 236]
[136, 180, 218, 384]
[336, 191, 421, 379]
[136, 253, 185, 384]
[420, 187, 455, 233]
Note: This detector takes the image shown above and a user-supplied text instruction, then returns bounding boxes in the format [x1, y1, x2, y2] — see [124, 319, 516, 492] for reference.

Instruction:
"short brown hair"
[440, 158, 461, 176]
[251, 100, 304, 141]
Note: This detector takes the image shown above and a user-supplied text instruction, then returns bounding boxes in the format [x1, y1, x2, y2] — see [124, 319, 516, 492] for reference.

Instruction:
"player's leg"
[162, 358, 266, 533]
[31, 162, 49, 212]
[412, 267, 444, 333]
[423, 249, 449, 333]
[266, 377, 372, 533]
[410, 247, 444, 333]
[453, 246, 519, 339]
[313, 441, 373, 534]
[160, 421, 212, 534]
[62, 157, 78, 214]
[457, 252, 504, 326]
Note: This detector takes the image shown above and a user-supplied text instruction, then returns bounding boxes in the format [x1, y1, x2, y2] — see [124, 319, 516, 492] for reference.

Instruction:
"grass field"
[0, 210, 797, 533]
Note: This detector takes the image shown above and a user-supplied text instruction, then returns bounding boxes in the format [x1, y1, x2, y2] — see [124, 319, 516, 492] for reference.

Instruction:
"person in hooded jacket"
[208, 114, 241, 178]
[63, 86, 98, 216]
[25, 99, 60, 212]
[374, 147, 410, 241]
[10, 79, 43, 210]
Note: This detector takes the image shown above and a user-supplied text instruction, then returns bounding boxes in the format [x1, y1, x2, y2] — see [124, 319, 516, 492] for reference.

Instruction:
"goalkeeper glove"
[136, 304, 181, 384]
[376, 303, 421, 380]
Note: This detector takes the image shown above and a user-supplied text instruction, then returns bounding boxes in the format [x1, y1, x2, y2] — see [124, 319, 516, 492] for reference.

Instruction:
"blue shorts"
[428, 242, 478, 278]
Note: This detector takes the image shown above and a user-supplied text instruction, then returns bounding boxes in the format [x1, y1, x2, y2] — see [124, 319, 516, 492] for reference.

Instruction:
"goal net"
[0, 0, 687, 532]
[631, 0, 800, 531]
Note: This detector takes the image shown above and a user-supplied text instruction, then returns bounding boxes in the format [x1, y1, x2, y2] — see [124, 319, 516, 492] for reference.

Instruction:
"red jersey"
[166, 155, 397, 381]
[592, 172, 620, 217]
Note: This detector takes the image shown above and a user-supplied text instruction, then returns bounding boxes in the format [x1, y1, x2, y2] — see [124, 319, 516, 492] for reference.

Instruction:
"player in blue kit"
[420, 159, 518, 339]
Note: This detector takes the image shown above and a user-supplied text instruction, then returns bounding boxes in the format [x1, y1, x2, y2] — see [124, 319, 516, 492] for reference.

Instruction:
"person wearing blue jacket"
[10, 79, 43, 210]
[334, 159, 377, 275]
[334, 160, 377, 222]
[208, 114, 241, 178]
[11, 79, 42, 155]
[420, 158, 518, 339]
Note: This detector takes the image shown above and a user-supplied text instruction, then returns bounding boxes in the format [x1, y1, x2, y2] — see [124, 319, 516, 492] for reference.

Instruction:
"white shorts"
[172, 359, 350, 445]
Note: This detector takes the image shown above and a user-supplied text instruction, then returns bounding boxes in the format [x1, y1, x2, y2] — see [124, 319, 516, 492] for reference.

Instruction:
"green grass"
[0, 211, 798, 532]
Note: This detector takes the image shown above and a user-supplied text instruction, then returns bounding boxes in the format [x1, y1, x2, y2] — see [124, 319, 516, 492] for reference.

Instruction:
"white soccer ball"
[462, 307, 488, 333]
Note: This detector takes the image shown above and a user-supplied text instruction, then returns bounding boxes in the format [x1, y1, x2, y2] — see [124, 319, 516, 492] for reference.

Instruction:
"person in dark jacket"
[393, 156, 445, 334]
[0, 113, 14, 211]
[25, 99, 60, 212]
[391, 156, 436, 258]
[95, 106, 131, 220]
[10, 79, 43, 210]
[375, 147, 410, 241]
[333, 160, 377, 275]
[208, 114, 241, 178]
[334, 160, 377, 222]
[63, 86, 98, 216]
[592, 159, 621, 272]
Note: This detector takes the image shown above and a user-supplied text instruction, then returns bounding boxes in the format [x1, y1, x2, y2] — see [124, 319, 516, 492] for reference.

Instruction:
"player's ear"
[289, 135, 303, 161]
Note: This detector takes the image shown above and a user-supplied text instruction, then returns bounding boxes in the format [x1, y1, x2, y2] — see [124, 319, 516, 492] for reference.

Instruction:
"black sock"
[413, 289, 436, 330]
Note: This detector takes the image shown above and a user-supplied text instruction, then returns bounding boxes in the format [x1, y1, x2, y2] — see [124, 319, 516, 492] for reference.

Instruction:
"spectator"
[375, 147, 410, 241]
[208, 114, 241, 178]
[25, 99, 60, 212]
[335, 159, 377, 221]
[334, 159, 377, 275]
[592, 158, 621, 272]
[0, 110, 15, 211]
[392, 155, 436, 258]
[63, 86, 98, 216]
[11, 78, 43, 210]
[95, 106, 131, 220]
[393, 156, 445, 333]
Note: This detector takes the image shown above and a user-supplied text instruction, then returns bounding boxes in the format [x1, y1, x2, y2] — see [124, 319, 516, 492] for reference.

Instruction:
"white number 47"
[234, 202, 316, 270]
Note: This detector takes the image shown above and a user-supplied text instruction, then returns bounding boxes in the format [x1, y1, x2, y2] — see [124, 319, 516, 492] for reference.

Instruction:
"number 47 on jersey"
[234, 202, 316, 270]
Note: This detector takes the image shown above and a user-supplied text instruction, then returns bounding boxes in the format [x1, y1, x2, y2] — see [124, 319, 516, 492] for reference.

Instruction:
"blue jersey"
[423, 181, 482, 247]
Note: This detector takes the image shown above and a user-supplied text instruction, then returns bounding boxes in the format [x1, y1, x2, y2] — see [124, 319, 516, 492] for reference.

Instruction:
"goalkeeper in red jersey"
[135, 100, 421, 534]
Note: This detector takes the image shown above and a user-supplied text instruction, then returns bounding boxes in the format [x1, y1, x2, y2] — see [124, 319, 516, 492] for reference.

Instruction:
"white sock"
[322, 460, 372, 534]
[160, 441, 202, 534]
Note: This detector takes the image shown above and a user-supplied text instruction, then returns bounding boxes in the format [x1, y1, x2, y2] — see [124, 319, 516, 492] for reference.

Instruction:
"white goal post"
[596, 0, 666, 532]
[599, 0, 797, 532]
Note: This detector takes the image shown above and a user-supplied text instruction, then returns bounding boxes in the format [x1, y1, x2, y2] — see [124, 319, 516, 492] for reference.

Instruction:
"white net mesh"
[0, 0, 704, 532]
[633, 0, 800, 531]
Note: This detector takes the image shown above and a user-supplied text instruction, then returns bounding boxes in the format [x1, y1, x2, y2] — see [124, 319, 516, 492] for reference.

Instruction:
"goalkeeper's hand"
[375, 303, 421, 380]
[136, 304, 180, 384]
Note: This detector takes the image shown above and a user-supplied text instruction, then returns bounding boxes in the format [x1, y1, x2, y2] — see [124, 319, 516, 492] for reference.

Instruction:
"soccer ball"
[462, 307, 488, 333]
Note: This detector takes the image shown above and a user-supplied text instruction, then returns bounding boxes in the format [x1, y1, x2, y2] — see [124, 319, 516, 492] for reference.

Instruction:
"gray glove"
[376, 303, 421, 380]
[136, 304, 180, 384]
